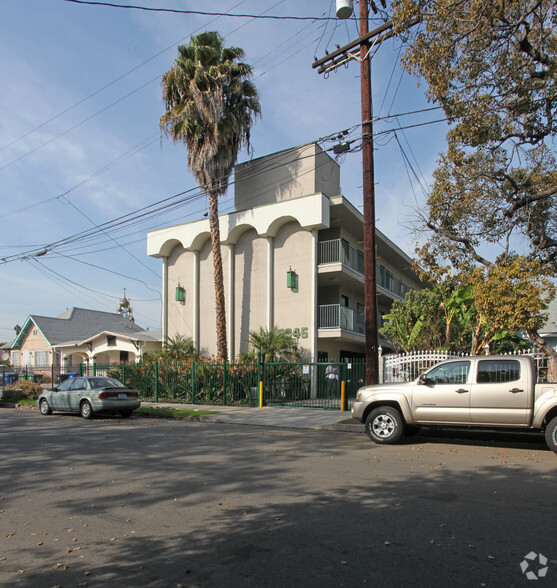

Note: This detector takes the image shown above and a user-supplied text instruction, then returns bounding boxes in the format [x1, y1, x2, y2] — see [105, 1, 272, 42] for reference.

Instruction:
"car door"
[51, 378, 73, 410]
[68, 377, 88, 411]
[470, 359, 532, 426]
[411, 360, 472, 423]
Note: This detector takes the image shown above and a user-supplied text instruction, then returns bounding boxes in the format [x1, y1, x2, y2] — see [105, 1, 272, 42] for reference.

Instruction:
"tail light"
[98, 390, 138, 399]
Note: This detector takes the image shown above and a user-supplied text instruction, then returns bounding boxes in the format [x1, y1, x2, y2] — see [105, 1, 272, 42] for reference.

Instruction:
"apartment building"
[147, 143, 422, 361]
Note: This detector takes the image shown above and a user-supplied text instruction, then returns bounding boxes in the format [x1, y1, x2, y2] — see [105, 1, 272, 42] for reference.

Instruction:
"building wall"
[167, 244, 195, 341]
[234, 229, 268, 355]
[234, 144, 341, 212]
[12, 325, 52, 368]
[273, 222, 313, 357]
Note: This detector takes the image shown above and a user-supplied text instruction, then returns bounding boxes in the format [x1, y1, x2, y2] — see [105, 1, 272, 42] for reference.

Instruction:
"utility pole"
[358, 0, 378, 385]
[313, 4, 418, 385]
[312, 3, 385, 384]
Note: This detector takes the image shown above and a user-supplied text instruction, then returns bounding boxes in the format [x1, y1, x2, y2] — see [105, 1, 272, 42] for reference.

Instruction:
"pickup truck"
[351, 355, 557, 453]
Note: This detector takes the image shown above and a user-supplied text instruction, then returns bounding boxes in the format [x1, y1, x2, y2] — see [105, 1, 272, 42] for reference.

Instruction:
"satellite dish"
[1, 353, 9, 361]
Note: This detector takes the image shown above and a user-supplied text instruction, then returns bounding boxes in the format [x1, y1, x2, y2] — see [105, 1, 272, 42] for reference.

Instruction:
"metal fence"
[77, 358, 367, 410]
[381, 349, 550, 383]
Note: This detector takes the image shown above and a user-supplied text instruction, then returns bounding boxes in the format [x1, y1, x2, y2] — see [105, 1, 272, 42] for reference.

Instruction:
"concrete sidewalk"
[142, 402, 365, 433]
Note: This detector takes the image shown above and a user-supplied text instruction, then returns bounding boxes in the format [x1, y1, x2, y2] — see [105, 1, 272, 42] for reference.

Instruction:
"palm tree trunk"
[208, 191, 228, 361]
[526, 328, 557, 381]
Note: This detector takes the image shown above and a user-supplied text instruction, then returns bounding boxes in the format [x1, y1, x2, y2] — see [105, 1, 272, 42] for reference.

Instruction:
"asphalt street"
[1, 408, 556, 587]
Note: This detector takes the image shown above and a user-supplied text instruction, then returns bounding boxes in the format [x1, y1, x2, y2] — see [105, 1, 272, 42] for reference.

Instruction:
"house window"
[341, 295, 349, 307]
[107, 336, 117, 347]
[34, 350, 49, 367]
[12, 351, 20, 367]
[33, 329, 38, 336]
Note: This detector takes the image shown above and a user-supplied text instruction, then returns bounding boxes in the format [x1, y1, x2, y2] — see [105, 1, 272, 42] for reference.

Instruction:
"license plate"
[118, 394, 127, 399]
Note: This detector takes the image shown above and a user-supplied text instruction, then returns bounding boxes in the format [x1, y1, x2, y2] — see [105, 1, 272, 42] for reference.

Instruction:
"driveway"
[1, 409, 556, 587]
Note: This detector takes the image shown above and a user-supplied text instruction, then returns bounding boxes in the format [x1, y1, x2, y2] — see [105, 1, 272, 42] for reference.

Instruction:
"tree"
[381, 282, 482, 352]
[247, 327, 297, 362]
[391, 0, 557, 376]
[160, 31, 260, 362]
[162, 334, 196, 362]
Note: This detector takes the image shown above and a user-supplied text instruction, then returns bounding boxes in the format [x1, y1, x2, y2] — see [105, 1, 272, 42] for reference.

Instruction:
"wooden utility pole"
[313, 4, 390, 385]
[359, 0, 379, 384]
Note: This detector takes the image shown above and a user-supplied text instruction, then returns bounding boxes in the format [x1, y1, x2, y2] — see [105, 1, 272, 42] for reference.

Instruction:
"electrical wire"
[60, 0, 357, 21]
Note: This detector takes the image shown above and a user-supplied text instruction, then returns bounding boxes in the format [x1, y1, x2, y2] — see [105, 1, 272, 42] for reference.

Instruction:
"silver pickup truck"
[352, 355, 557, 453]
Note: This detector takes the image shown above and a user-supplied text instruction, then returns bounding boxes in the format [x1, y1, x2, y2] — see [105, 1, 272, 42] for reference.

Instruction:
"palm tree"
[160, 31, 260, 361]
[248, 327, 298, 362]
[162, 334, 196, 362]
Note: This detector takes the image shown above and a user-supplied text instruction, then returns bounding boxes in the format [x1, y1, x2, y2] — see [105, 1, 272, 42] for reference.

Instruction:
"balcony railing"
[319, 239, 364, 275]
[319, 304, 365, 334]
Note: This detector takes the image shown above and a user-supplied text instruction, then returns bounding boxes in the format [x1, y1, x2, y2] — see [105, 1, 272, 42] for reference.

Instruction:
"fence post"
[378, 346, 384, 384]
[191, 362, 195, 404]
[341, 359, 347, 411]
[122, 362, 126, 385]
[222, 360, 227, 405]
[258, 352, 265, 408]
[154, 361, 159, 402]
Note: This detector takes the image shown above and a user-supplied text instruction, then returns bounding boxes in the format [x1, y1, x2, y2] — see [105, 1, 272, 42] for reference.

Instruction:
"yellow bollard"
[340, 380, 346, 411]
[259, 380, 264, 408]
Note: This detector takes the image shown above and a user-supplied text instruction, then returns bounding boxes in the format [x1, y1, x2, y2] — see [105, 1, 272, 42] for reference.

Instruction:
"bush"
[4, 380, 43, 400]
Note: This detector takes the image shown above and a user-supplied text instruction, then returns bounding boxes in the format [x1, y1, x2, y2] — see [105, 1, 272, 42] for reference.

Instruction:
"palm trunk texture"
[208, 192, 228, 361]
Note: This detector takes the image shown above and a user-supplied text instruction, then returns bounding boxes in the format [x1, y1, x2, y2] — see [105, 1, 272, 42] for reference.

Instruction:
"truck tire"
[365, 407, 404, 444]
[545, 416, 557, 454]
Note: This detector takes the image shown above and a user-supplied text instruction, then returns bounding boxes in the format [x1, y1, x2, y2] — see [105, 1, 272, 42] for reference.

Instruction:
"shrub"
[4, 380, 43, 400]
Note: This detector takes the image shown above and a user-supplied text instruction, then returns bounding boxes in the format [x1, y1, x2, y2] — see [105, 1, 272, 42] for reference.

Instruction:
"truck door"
[470, 359, 532, 425]
[411, 360, 471, 423]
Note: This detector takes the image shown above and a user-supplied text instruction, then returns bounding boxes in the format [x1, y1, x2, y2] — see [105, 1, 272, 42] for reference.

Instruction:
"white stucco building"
[147, 143, 422, 361]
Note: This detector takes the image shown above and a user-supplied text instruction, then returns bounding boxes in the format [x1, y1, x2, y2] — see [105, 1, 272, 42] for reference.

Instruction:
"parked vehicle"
[352, 355, 557, 453]
[37, 376, 140, 419]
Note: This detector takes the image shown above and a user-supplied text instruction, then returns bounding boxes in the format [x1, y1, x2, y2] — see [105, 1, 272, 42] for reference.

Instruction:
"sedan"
[38, 376, 141, 419]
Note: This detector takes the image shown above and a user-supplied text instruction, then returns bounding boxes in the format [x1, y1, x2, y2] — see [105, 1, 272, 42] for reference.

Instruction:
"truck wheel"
[365, 407, 404, 444]
[545, 416, 557, 454]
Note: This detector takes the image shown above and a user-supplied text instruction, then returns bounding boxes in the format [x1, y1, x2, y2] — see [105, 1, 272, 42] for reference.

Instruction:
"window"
[11, 351, 20, 367]
[33, 329, 38, 336]
[426, 361, 470, 385]
[477, 360, 520, 383]
[107, 335, 117, 347]
[341, 295, 349, 307]
[34, 350, 49, 367]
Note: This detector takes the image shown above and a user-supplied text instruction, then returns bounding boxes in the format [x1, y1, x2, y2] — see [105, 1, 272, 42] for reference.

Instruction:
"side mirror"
[419, 375, 434, 386]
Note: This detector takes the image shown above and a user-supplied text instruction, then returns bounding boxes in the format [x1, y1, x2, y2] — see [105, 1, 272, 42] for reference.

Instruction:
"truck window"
[477, 360, 520, 383]
[427, 361, 470, 385]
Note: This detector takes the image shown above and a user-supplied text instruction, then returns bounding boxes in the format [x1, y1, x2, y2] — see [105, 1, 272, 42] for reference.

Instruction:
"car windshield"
[89, 378, 125, 389]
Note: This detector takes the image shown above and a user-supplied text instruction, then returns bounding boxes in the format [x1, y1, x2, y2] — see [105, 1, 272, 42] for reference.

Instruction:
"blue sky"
[0, 0, 448, 343]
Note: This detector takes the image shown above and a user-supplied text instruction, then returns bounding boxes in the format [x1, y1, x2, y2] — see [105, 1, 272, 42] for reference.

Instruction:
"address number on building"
[280, 327, 309, 339]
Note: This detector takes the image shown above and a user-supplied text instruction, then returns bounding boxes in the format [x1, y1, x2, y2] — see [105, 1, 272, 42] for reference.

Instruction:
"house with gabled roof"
[10, 307, 161, 373]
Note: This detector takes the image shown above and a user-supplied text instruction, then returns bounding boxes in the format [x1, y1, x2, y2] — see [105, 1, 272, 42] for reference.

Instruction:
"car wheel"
[39, 399, 52, 415]
[545, 416, 557, 454]
[80, 400, 93, 420]
[365, 407, 404, 444]
[120, 410, 133, 418]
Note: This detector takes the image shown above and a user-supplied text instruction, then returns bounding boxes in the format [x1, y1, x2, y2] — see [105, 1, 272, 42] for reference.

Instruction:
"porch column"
[162, 256, 169, 343]
[311, 229, 318, 362]
[266, 236, 274, 329]
[227, 244, 235, 359]
[193, 250, 200, 353]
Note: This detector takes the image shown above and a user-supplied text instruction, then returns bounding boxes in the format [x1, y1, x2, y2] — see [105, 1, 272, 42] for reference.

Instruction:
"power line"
[0, 0, 251, 154]
[60, 0, 354, 20]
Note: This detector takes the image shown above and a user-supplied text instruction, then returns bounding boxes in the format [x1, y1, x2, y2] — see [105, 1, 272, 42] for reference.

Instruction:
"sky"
[0, 0, 449, 344]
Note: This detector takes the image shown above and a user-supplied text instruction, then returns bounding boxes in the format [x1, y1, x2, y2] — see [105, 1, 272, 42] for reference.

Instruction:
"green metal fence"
[79, 358, 367, 410]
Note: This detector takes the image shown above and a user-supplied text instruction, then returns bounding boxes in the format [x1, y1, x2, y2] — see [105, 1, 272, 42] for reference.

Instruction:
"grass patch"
[135, 406, 219, 420]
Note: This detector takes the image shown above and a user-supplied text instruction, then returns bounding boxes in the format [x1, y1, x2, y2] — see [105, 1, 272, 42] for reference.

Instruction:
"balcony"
[318, 304, 364, 335]
[319, 239, 364, 275]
